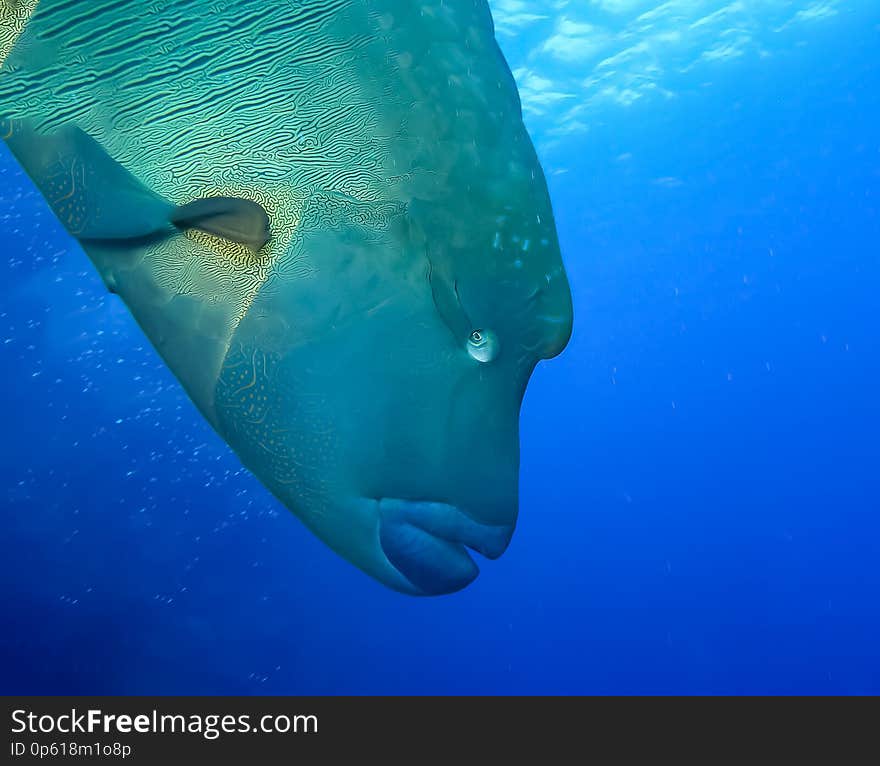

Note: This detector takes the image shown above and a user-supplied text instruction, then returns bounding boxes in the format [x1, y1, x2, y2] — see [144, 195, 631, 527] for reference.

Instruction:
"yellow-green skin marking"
[1, 0, 573, 595]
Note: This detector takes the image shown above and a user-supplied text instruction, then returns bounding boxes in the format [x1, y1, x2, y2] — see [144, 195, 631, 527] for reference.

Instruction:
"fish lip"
[376, 497, 514, 560]
[374, 498, 515, 596]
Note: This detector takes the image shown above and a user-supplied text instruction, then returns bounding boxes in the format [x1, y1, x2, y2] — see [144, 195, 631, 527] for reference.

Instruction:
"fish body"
[1, 0, 573, 594]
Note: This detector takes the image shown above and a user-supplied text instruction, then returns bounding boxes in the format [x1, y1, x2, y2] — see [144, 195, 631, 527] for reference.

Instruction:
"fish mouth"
[376, 498, 514, 596]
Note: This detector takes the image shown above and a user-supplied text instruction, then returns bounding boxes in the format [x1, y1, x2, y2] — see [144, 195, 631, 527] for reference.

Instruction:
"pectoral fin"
[170, 197, 270, 253]
[2, 119, 270, 251]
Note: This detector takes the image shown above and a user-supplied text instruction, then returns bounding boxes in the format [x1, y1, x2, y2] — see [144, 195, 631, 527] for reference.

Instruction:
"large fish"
[0, 0, 572, 595]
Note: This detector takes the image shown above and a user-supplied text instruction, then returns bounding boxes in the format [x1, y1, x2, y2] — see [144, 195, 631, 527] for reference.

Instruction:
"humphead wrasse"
[0, 0, 573, 595]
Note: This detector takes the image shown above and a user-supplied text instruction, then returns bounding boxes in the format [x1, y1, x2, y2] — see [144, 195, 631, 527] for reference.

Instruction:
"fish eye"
[467, 328, 500, 363]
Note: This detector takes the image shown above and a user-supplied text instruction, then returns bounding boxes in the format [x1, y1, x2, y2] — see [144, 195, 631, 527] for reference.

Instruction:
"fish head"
[218, 154, 572, 596]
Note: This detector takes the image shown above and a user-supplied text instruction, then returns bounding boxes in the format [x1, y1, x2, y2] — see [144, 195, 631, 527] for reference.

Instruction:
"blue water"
[2, 2, 878, 694]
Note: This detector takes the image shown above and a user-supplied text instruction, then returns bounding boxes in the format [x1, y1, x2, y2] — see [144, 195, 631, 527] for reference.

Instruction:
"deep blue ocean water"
[1, 2, 878, 694]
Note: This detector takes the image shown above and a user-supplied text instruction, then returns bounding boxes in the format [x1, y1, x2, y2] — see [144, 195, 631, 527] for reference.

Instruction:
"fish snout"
[376, 498, 515, 596]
